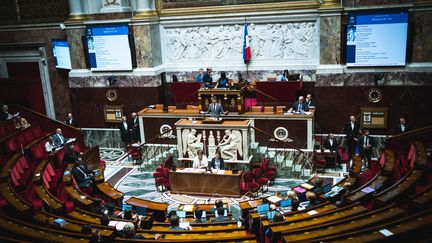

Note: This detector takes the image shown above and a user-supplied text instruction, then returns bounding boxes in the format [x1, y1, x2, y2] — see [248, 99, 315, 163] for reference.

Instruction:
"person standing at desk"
[216, 71, 229, 88]
[209, 150, 225, 170]
[193, 150, 208, 169]
[202, 96, 225, 118]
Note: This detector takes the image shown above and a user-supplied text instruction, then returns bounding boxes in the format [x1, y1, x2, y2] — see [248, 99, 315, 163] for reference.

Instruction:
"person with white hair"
[0, 104, 12, 121]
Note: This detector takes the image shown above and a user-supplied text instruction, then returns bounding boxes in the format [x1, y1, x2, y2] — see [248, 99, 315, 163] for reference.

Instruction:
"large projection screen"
[86, 25, 133, 71]
[346, 11, 408, 67]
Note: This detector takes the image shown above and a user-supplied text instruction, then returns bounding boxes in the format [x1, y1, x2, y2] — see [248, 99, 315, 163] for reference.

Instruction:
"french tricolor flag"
[243, 23, 251, 64]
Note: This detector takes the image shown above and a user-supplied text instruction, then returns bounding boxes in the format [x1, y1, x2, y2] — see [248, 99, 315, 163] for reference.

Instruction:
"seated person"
[193, 150, 208, 169]
[14, 115, 30, 130]
[0, 104, 12, 121]
[62, 144, 81, 166]
[72, 160, 94, 188]
[44, 136, 57, 153]
[291, 199, 300, 212]
[195, 68, 204, 82]
[202, 67, 214, 88]
[211, 207, 231, 222]
[169, 215, 192, 230]
[277, 70, 289, 81]
[285, 190, 299, 201]
[53, 128, 68, 147]
[81, 224, 93, 234]
[191, 208, 206, 224]
[100, 214, 110, 226]
[209, 151, 224, 170]
[92, 198, 104, 215]
[104, 202, 117, 218]
[288, 96, 307, 113]
[304, 191, 320, 208]
[323, 133, 341, 168]
[209, 199, 227, 214]
[89, 229, 101, 243]
[122, 222, 161, 240]
[305, 94, 316, 109]
[265, 212, 285, 236]
[216, 71, 229, 88]
[119, 209, 136, 220]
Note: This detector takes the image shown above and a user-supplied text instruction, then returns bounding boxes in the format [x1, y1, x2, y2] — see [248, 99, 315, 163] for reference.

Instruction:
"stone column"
[68, 0, 84, 20]
[135, 0, 157, 18]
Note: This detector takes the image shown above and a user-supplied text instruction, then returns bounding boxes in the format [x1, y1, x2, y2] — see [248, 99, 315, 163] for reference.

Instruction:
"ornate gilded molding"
[156, 0, 323, 17]
[133, 10, 159, 20]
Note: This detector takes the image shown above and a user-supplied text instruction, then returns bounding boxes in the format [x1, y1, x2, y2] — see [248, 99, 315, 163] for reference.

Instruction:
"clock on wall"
[367, 87, 383, 103]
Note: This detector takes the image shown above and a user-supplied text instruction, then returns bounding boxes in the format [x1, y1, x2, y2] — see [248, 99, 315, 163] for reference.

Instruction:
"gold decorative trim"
[157, 0, 323, 17]
[133, 10, 159, 19]
[65, 14, 85, 23]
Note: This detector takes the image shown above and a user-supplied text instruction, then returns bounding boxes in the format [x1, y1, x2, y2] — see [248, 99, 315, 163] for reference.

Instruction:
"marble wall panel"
[166, 69, 317, 82]
[411, 11, 432, 63]
[82, 128, 123, 148]
[320, 16, 341, 65]
[69, 75, 162, 88]
[66, 28, 87, 70]
[316, 72, 432, 87]
[134, 25, 154, 68]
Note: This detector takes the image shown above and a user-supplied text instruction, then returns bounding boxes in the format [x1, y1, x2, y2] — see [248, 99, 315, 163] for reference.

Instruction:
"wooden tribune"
[198, 88, 244, 113]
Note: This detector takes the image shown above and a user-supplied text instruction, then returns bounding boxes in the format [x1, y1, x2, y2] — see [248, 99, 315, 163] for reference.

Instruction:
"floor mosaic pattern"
[101, 148, 344, 210]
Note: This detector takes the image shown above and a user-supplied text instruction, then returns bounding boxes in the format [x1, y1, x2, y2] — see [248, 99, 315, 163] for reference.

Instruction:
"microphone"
[206, 193, 220, 204]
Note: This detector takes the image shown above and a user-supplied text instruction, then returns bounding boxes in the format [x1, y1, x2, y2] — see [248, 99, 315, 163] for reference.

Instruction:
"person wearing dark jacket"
[209, 151, 225, 170]
[344, 115, 360, 160]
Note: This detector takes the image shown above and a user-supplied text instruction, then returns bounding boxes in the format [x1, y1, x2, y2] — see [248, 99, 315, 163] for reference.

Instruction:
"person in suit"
[62, 144, 80, 166]
[356, 128, 376, 169]
[129, 112, 140, 143]
[191, 208, 206, 224]
[288, 96, 307, 112]
[122, 222, 161, 240]
[72, 160, 94, 188]
[119, 116, 131, 146]
[209, 150, 225, 170]
[216, 71, 229, 88]
[0, 104, 12, 121]
[65, 113, 79, 127]
[169, 215, 192, 230]
[211, 207, 231, 222]
[195, 68, 204, 82]
[53, 128, 68, 147]
[203, 96, 225, 118]
[395, 117, 409, 134]
[305, 94, 316, 109]
[209, 199, 227, 214]
[344, 116, 360, 160]
[202, 67, 214, 88]
[323, 133, 341, 168]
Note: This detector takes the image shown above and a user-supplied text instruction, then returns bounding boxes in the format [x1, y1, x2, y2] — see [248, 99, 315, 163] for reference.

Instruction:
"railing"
[249, 126, 314, 180]
[9, 104, 85, 149]
[137, 128, 177, 170]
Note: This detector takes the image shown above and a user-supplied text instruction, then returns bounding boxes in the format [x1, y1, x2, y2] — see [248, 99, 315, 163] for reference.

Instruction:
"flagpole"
[244, 17, 249, 80]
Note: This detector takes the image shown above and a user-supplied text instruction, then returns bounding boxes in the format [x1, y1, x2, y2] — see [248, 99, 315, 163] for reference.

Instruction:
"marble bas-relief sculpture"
[164, 22, 318, 61]
[182, 129, 204, 159]
[218, 130, 243, 160]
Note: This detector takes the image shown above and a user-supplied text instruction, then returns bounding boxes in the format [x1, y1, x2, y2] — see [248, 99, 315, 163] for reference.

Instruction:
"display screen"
[52, 39, 72, 70]
[346, 11, 408, 67]
[86, 24, 133, 71]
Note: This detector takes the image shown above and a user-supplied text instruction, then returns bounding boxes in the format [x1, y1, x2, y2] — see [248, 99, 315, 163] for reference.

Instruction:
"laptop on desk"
[257, 203, 270, 217]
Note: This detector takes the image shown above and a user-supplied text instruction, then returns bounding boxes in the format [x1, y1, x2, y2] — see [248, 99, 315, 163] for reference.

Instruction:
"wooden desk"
[0, 181, 31, 213]
[375, 169, 424, 204]
[346, 174, 388, 203]
[64, 185, 93, 206]
[96, 182, 124, 207]
[170, 169, 242, 197]
[125, 197, 168, 222]
[34, 185, 64, 212]
[198, 88, 244, 113]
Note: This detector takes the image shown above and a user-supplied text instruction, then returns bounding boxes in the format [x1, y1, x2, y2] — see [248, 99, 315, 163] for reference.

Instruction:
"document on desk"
[217, 170, 226, 175]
